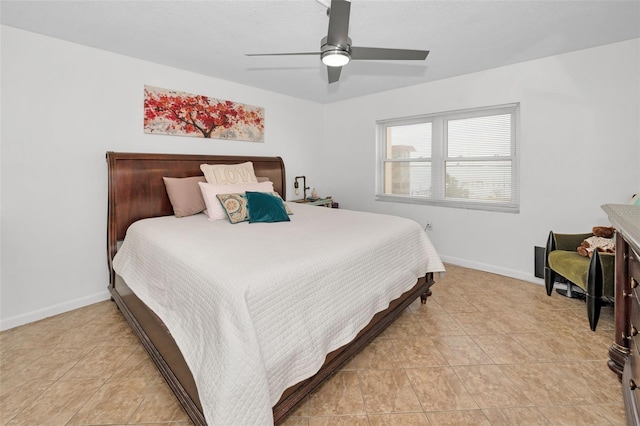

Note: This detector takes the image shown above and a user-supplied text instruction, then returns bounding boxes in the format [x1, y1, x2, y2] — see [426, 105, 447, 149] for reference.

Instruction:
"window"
[376, 103, 519, 213]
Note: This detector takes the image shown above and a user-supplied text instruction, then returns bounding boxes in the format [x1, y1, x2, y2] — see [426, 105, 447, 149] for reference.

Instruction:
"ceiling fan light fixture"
[321, 50, 350, 67]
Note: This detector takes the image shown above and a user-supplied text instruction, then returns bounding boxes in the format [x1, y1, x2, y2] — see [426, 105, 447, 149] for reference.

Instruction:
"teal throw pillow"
[245, 191, 290, 223]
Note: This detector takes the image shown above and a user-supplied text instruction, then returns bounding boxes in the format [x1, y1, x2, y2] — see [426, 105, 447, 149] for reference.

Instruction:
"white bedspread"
[113, 203, 444, 425]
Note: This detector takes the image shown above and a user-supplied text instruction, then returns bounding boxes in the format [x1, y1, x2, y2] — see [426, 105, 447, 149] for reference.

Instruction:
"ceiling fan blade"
[350, 47, 429, 61]
[245, 52, 320, 57]
[327, 66, 342, 84]
[326, 0, 351, 47]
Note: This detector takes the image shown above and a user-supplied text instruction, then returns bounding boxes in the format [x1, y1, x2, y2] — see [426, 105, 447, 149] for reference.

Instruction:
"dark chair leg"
[544, 232, 557, 297]
[587, 294, 602, 331]
[544, 267, 555, 296]
[587, 250, 604, 331]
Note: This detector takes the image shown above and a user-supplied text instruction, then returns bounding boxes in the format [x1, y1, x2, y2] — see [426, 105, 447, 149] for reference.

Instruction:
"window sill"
[375, 194, 519, 214]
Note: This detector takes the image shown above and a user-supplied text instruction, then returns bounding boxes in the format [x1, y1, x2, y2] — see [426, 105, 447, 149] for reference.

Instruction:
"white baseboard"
[0, 290, 111, 331]
[439, 255, 545, 287]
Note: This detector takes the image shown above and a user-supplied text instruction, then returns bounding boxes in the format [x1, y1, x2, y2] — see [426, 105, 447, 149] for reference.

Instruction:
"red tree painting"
[144, 86, 264, 142]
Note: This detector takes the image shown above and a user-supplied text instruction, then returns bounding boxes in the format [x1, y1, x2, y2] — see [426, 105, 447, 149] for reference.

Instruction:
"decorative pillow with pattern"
[216, 193, 249, 224]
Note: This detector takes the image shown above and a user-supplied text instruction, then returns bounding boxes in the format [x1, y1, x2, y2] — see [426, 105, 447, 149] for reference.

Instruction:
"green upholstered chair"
[544, 231, 615, 331]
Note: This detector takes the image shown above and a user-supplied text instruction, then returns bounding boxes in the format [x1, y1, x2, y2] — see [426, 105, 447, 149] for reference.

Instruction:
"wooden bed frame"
[106, 151, 435, 425]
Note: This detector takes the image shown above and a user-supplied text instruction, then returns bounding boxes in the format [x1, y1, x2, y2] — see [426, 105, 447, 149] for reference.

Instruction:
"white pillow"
[199, 181, 274, 220]
[200, 161, 258, 185]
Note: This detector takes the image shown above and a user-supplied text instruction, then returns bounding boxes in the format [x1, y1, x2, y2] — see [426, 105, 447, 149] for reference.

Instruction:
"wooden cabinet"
[625, 247, 640, 425]
[603, 204, 640, 425]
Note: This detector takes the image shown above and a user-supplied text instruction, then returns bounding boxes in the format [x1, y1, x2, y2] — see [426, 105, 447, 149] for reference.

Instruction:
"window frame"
[376, 103, 520, 213]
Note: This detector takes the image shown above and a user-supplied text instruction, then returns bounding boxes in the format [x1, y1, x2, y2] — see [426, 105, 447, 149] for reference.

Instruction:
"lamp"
[294, 176, 310, 199]
[321, 50, 350, 67]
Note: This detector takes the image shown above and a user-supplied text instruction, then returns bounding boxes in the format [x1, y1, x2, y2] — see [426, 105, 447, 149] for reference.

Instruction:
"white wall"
[0, 26, 324, 330]
[319, 39, 640, 282]
[2, 25, 638, 330]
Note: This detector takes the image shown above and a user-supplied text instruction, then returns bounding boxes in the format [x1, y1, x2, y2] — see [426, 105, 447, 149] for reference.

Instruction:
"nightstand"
[290, 197, 338, 208]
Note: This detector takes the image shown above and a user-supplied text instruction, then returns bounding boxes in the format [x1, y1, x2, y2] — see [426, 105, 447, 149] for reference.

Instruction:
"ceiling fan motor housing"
[321, 36, 352, 66]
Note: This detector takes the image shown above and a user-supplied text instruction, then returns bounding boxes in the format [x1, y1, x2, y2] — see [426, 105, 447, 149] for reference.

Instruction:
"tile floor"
[0, 264, 624, 425]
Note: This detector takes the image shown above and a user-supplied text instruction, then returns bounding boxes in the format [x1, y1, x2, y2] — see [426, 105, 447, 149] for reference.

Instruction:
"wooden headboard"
[106, 151, 286, 285]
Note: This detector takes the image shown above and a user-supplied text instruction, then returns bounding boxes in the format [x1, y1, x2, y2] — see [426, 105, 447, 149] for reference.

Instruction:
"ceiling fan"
[246, 0, 429, 84]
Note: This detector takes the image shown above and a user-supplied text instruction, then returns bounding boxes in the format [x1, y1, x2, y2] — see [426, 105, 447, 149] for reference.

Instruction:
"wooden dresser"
[603, 204, 640, 425]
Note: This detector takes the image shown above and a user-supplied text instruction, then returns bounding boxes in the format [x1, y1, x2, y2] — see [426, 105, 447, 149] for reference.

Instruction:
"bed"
[106, 151, 444, 425]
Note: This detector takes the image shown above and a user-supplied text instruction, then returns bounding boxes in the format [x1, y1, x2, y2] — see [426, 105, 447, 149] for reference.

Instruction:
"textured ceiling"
[2, 0, 639, 103]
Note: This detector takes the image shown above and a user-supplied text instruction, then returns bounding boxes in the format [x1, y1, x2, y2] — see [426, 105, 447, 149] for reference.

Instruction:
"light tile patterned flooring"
[0, 264, 624, 425]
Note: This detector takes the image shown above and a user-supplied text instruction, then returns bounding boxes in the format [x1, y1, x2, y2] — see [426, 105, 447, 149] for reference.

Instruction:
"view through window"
[377, 103, 519, 212]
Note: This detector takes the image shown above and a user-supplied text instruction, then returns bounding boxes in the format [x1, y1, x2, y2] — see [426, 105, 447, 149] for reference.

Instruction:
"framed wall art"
[144, 85, 264, 142]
